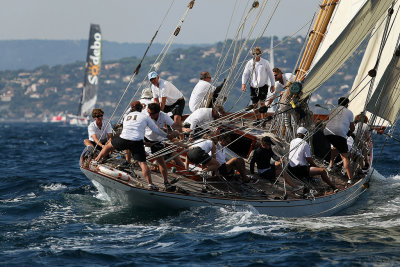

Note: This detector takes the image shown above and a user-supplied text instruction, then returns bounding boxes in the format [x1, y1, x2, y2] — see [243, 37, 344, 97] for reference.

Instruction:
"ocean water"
[1, 122, 400, 266]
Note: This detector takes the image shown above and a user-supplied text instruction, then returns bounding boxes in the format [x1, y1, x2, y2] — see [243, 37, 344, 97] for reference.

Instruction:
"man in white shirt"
[324, 97, 355, 184]
[148, 71, 185, 127]
[183, 106, 225, 140]
[189, 71, 224, 112]
[270, 67, 295, 107]
[185, 138, 220, 174]
[144, 103, 184, 191]
[288, 127, 337, 191]
[95, 101, 178, 191]
[139, 88, 154, 115]
[84, 108, 113, 150]
[215, 134, 249, 182]
[241, 47, 275, 125]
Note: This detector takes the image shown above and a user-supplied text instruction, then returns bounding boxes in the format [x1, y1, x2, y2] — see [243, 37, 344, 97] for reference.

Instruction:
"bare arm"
[160, 97, 167, 111]
[91, 134, 104, 148]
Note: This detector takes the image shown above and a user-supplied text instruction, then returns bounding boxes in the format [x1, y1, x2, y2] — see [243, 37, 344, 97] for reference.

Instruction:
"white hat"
[297, 127, 308, 135]
[141, 88, 153, 99]
[148, 71, 158, 80]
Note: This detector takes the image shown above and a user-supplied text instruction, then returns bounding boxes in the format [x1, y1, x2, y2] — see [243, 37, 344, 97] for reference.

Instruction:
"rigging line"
[215, 0, 241, 76]
[117, 0, 196, 123]
[216, 1, 268, 103]
[292, 16, 316, 74]
[363, 4, 395, 112]
[366, 7, 400, 126]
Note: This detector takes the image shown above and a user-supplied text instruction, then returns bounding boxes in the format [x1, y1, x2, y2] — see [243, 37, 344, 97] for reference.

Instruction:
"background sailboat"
[69, 24, 102, 126]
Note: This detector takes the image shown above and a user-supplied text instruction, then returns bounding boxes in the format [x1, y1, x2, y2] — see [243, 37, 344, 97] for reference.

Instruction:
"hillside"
[0, 36, 361, 122]
[0, 40, 195, 71]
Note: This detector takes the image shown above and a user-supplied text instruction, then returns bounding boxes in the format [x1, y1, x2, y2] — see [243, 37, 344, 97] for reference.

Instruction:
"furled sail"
[78, 24, 102, 117]
[300, 0, 395, 100]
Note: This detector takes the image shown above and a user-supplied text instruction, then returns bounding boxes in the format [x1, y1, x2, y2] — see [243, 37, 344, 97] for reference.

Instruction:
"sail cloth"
[366, 45, 400, 125]
[79, 24, 102, 117]
[312, 0, 366, 65]
[349, 2, 400, 125]
[300, 0, 395, 100]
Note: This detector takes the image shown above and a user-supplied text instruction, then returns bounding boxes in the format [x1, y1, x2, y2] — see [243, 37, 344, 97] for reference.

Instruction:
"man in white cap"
[139, 88, 154, 115]
[241, 46, 275, 126]
[148, 71, 185, 127]
[288, 127, 338, 192]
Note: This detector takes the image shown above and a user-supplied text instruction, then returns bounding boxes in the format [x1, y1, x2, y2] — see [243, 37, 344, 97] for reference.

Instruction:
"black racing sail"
[78, 24, 102, 117]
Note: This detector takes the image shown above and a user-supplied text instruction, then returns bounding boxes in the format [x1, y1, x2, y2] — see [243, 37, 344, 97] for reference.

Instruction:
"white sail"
[312, 0, 366, 65]
[365, 43, 400, 125]
[301, 0, 395, 100]
[349, 3, 400, 125]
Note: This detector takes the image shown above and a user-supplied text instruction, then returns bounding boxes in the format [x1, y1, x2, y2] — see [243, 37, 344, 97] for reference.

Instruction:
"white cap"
[148, 71, 158, 80]
[141, 88, 153, 99]
[297, 127, 308, 135]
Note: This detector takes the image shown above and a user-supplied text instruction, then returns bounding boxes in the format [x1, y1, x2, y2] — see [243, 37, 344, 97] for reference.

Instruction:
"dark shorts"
[111, 137, 146, 162]
[258, 165, 276, 181]
[218, 163, 234, 176]
[164, 98, 185, 116]
[287, 165, 310, 180]
[89, 140, 107, 150]
[144, 138, 165, 154]
[250, 84, 269, 104]
[325, 134, 348, 153]
[187, 147, 212, 165]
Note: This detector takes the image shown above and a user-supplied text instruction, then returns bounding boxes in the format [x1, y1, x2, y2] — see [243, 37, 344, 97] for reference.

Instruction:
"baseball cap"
[297, 127, 308, 135]
[148, 71, 158, 80]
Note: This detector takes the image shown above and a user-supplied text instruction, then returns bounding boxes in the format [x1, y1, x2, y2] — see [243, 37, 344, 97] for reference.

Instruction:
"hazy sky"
[1, 0, 319, 44]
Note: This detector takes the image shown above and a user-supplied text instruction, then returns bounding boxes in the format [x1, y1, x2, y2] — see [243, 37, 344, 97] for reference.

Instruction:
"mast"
[78, 24, 102, 117]
[295, 0, 339, 82]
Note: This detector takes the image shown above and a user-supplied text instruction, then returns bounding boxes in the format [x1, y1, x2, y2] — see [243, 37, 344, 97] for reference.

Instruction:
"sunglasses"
[94, 115, 103, 118]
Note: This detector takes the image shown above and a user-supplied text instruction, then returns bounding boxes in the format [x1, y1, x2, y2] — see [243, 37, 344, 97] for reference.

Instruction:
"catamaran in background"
[69, 24, 102, 126]
[80, 0, 400, 217]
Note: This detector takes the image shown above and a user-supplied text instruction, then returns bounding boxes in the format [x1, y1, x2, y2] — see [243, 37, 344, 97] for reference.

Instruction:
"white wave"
[147, 242, 176, 250]
[42, 183, 67, 191]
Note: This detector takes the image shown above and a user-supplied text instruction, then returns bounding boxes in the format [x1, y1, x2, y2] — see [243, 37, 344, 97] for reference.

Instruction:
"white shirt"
[189, 80, 216, 112]
[140, 97, 154, 115]
[289, 137, 311, 167]
[242, 57, 275, 88]
[324, 106, 354, 138]
[274, 73, 295, 98]
[120, 111, 167, 141]
[145, 111, 174, 141]
[183, 108, 213, 130]
[88, 121, 112, 143]
[191, 139, 213, 154]
[151, 79, 183, 106]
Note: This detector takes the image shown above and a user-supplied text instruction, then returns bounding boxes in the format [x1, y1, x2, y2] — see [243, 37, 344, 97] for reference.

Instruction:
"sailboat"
[69, 24, 102, 126]
[79, 0, 399, 217]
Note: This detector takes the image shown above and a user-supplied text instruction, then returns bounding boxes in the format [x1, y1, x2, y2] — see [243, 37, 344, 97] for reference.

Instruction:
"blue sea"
[1, 122, 400, 266]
